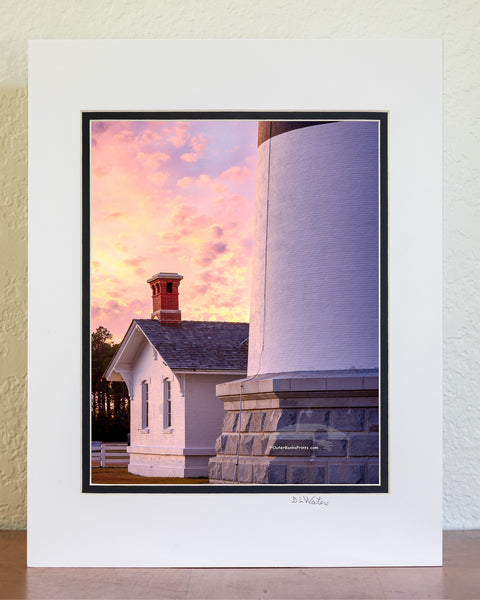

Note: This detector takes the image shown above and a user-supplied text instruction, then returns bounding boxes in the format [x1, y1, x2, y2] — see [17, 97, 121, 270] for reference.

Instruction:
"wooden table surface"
[0, 530, 479, 599]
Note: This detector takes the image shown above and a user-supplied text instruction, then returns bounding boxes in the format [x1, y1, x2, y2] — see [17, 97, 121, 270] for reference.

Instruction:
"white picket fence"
[92, 442, 129, 467]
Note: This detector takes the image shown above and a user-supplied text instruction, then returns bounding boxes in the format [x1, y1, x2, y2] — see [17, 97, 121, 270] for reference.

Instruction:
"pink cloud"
[136, 151, 171, 168]
[181, 153, 198, 163]
[220, 165, 254, 182]
[90, 119, 257, 340]
[91, 298, 151, 341]
[114, 241, 130, 253]
[167, 123, 191, 148]
[147, 172, 169, 186]
[161, 231, 182, 243]
[212, 241, 227, 254]
[176, 174, 226, 194]
[177, 176, 193, 188]
[94, 167, 110, 177]
[213, 182, 228, 194]
[191, 134, 207, 153]
[111, 286, 127, 297]
[168, 135, 186, 148]
[171, 204, 196, 227]
[194, 240, 228, 267]
[140, 129, 160, 143]
[200, 271, 228, 285]
[113, 130, 136, 144]
[192, 284, 209, 295]
[210, 225, 223, 238]
[198, 174, 212, 185]
[124, 257, 147, 268]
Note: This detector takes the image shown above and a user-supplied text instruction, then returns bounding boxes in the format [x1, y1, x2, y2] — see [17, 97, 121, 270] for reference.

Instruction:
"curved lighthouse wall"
[248, 121, 379, 376]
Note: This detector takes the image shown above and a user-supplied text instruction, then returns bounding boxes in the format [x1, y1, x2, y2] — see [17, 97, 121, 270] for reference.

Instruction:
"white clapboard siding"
[91, 442, 129, 467]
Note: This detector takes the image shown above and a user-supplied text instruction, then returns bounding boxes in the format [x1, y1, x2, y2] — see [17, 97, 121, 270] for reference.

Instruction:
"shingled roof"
[134, 319, 249, 371]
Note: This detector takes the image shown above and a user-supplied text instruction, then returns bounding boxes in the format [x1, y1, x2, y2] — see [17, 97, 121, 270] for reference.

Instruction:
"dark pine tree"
[91, 326, 130, 442]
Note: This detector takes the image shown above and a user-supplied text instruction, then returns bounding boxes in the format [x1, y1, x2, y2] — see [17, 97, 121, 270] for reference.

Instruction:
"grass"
[91, 467, 210, 485]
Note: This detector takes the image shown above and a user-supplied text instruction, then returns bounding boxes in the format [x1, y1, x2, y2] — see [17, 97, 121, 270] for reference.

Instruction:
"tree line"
[91, 326, 130, 442]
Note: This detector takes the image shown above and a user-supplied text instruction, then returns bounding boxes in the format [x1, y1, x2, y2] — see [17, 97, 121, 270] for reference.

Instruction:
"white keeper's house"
[105, 272, 248, 478]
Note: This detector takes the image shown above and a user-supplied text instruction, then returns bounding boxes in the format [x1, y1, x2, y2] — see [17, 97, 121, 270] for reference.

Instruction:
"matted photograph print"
[83, 112, 387, 494]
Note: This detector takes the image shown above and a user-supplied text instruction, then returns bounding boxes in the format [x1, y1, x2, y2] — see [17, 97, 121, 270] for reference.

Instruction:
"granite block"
[267, 464, 287, 484]
[276, 410, 299, 431]
[290, 466, 308, 484]
[222, 412, 239, 433]
[314, 434, 348, 456]
[238, 411, 252, 432]
[253, 463, 268, 484]
[252, 435, 269, 456]
[366, 460, 380, 484]
[239, 434, 255, 455]
[333, 409, 365, 431]
[329, 463, 366, 484]
[221, 460, 236, 482]
[367, 408, 379, 432]
[310, 466, 326, 484]
[249, 411, 266, 432]
[350, 433, 379, 457]
[209, 459, 222, 481]
[224, 434, 239, 455]
[237, 462, 253, 483]
[299, 409, 330, 428]
[263, 410, 282, 432]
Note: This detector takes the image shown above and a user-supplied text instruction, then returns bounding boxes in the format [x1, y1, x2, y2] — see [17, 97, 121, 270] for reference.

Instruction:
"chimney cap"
[147, 272, 183, 283]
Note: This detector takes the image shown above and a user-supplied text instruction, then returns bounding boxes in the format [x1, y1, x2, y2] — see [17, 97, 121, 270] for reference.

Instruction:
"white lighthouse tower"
[210, 120, 381, 486]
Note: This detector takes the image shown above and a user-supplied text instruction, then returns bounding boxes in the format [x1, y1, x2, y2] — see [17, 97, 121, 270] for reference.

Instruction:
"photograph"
[84, 113, 387, 492]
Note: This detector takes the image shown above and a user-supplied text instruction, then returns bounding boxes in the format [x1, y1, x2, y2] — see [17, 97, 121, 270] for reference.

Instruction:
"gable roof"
[134, 319, 248, 371]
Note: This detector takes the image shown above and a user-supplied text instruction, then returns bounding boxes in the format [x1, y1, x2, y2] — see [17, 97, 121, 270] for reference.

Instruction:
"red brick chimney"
[147, 272, 183, 325]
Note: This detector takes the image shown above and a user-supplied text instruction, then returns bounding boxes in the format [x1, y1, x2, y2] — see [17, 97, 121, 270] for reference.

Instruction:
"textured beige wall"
[1, 0, 479, 530]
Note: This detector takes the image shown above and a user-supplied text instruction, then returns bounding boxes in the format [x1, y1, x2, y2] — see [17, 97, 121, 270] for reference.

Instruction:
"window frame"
[141, 380, 149, 430]
[163, 379, 172, 429]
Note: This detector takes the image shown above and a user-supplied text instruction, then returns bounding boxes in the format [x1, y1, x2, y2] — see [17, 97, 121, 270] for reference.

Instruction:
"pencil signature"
[290, 495, 328, 506]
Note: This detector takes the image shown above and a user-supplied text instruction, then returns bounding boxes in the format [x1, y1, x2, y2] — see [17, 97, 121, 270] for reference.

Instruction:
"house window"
[141, 380, 149, 429]
[163, 379, 171, 428]
[166, 282, 173, 293]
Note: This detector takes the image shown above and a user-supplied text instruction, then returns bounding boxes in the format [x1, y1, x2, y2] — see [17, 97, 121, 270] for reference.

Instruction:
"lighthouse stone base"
[209, 372, 379, 485]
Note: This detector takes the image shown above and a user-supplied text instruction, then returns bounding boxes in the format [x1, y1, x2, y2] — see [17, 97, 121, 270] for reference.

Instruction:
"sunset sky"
[91, 119, 258, 342]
